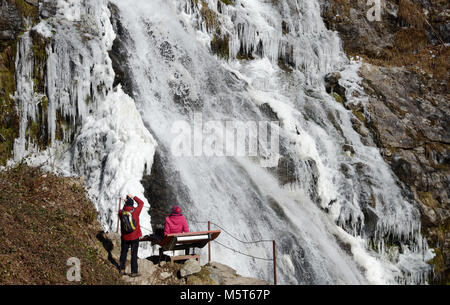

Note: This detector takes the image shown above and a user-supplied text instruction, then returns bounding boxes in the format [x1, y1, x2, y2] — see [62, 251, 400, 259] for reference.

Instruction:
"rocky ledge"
[99, 232, 270, 285]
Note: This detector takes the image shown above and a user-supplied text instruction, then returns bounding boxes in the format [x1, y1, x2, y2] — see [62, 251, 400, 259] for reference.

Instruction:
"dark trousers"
[119, 239, 139, 274]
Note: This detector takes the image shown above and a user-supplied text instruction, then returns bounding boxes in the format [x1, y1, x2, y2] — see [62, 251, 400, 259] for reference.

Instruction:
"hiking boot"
[130, 272, 141, 277]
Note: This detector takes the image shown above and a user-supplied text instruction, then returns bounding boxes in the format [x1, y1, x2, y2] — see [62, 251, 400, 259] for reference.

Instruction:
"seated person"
[164, 205, 189, 235]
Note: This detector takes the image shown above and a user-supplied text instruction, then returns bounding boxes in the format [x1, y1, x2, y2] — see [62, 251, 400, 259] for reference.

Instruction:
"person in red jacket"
[118, 194, 144, 277]
[164, 206, 189, 235]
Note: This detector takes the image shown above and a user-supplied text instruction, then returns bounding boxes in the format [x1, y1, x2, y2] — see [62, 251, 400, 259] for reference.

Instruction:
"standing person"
[164, 205, 189, 235]
[118, 194, 144, 277]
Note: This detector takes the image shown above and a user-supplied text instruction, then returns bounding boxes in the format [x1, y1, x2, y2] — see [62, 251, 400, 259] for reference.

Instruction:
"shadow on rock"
[96, 231, 120, 270]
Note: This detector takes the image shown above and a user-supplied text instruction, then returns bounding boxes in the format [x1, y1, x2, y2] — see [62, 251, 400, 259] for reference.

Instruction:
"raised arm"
[132, 196, 144, 216]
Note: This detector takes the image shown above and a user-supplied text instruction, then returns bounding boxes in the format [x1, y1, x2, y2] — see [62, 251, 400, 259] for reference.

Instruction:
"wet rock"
[108, 2, 136, 98]
[362, 203, 379, 237]
[339, 163, 352, 179]
[324, 71, 346, 102]
[259, 103, 279, 121]
[342, 144, 355, 156]
[159, 41, 175, 62]
[141, 150, 195, 233]
[277, 155, 297, 185]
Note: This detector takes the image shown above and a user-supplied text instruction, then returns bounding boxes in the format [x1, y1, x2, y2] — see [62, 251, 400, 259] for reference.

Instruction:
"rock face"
[321, 0, 449, 283]
[321, 0, 449, 64]
[0, 4, 19, 40]
[0, 0, 31, 40]
[359, 62, 449, 281]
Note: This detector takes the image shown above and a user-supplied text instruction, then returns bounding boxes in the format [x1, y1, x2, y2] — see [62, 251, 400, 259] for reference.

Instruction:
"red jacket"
[164, 214, 189, 235]
[118, 196, 144, 241]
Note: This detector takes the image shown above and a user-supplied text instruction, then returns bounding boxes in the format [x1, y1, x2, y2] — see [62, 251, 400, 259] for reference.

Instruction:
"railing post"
[273, 240, 277, 285]
[116, 197, 121, 233]
[208, 221, 211, 263]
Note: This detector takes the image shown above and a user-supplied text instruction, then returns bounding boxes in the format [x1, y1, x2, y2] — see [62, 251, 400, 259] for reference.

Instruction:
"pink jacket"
[164, 214, 189, 235]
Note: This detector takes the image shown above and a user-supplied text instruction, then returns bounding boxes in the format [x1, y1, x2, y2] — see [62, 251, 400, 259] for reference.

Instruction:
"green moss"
[417, 191, 439, 209]
[201, 1, 220, 33]
[211, 34, 229, 59]
[13, 0, 40, 23]
[30, 30, 49, 94]
[352, 108, 366, 124]
[219, 0, 234, 5]
[186, 267, 216, 285]
[26, 120, 41, 143]
[55, 110, 73, 143]
[41, 95, 48, 111]
[23, 95, 50, 150]
[332, 92, 344, 105]
[0, 40, 19, 166]
[26, 31, 51, 148]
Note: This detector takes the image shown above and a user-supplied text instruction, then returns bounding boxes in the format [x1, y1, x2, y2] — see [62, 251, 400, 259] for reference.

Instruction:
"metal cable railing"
[118, 198, 278, 284]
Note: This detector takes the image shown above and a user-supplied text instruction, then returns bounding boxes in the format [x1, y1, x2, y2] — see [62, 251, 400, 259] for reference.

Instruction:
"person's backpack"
[120, 208, 136, 234]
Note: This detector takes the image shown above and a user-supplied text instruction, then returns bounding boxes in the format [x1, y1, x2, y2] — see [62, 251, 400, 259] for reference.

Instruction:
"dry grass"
[0, 165, 125, 284]
[324, 0, 449, 81]
[201, 0, 220, 33]
[362, 42, 450, 80]
[398, 0, 425, 29]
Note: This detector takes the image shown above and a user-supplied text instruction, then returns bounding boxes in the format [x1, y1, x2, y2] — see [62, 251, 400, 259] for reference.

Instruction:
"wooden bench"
[140, 230, 221, 264]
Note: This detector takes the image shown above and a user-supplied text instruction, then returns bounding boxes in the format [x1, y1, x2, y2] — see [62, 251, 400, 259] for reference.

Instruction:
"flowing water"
[9, 0, 434, 284]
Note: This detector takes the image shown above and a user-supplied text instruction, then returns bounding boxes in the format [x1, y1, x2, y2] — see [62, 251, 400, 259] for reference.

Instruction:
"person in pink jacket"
[164, 206, 189, 235]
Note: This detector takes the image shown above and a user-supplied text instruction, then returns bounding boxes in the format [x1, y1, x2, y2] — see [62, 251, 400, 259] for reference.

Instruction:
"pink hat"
[171, 206, 182, 215]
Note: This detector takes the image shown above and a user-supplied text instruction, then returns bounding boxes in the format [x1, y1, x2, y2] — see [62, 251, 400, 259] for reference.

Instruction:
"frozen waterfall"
[9, 0, 434, 284]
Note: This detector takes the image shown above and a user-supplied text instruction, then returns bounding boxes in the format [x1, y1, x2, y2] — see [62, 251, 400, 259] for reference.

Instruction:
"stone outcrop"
[180, 259, 202, 277]
[321, 0, 449, 283]
[205, 262, 270, 285]
[98, 233, 270, 285]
